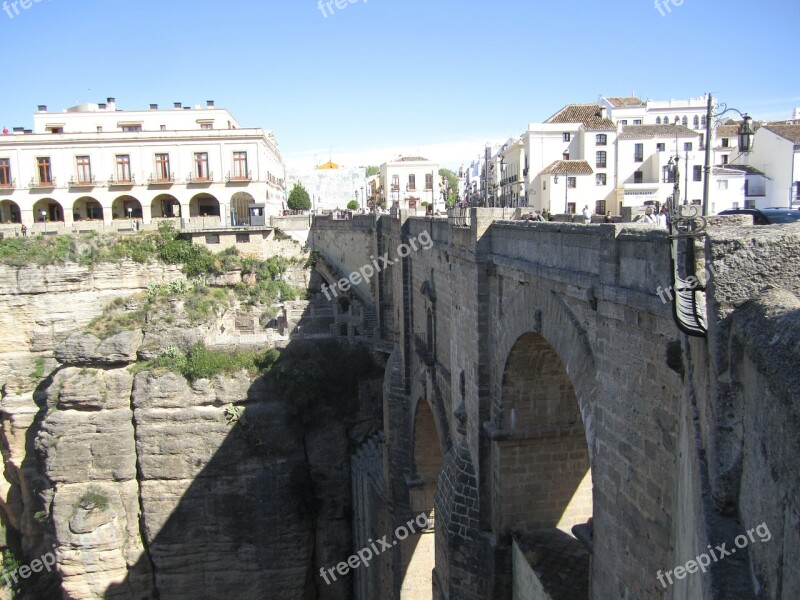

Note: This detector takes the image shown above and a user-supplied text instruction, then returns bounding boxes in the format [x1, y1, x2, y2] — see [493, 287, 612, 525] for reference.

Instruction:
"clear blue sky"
[1, 0, 798, 165]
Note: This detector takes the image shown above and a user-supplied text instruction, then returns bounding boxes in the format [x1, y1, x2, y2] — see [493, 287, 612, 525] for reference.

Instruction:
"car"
[717, 207, 800, 225]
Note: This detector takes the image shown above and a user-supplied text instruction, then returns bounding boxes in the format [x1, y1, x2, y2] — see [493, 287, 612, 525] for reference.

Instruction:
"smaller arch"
[693, 115, 700, 129]
[0, 200, 21, 223]
[663, 115, 669, 124]
[33, 198, 64, 222]
[151, 194, 180, 218]
[190, 193, 220, 217]
[111, 195, 142, 220]
[73, 196, 103, 221]
[656, 117, 662, 125]
[681, 115, 688, 127]
[231, 191, 255, 226]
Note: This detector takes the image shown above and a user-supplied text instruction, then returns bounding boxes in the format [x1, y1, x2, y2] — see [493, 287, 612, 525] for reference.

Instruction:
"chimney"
[37, 105, 47, 112]
[600, 106, 608, 119]
[174, 102, 182, 109]
[150, 103, 158, 110]
[207, 100, 215, 108]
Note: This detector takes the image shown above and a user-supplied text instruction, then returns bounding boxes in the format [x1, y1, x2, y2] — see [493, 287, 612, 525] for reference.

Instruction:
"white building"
[0, 98, 285, 231]
[524, 103, 617, 215]
[286, 161, 368, 213]
[379, 156, 440, 212]
[735, 123, 800, 208]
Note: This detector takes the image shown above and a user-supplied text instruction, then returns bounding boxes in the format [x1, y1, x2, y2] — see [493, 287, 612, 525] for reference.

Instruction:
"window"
[542, 179, 547, 190]
[425, 173, 433, 190]
[596, 151, 607, 168]
[37, 157, 53, 184]
[681, 116, 688, 126]
[155, 153, 171, 181]
[563, 132, 571, 141]
[408, 174, 416, 190]
[47, 126, 63, 134]
[721, 155, 729, 165]
[662, 166, 676, 183]
[563, 152, 570, 160]
[96, 126, 103, 133]
[701, 116, 707, 127]
[596, 134, 607, 146]
[721, 138, 729, 148]
[122, 125, 142, 132]
[693, 166, 702, 181]
[633, 119, 642, 125]
[684, 142, 693, 152]
[656, 143, 666, 152]
[693, 116, 700, 129]
[195, 152, 209, 180]
[718, 179, 728, 190]
[201, 123, 213, 130]
[634, 143, 644, 162]
[596, 173, 607, 186]
[596, 200, 606, 214]
[391, 175, 399, 190]
[732, 202, 740, 209]
[233, 151, 248, 179]
[0, 159, 10, 187]
[76, 156, 92, 183]
[116, 155, 131, 182]
[567, 202, 576, 214]
[567, 176, 576, 189]
[634, 171, 643, 184]
[656, 117, 662, 125]
[205, 234, 220, 244]
[620, 120, 628, 126]
[160, 125, 167, 131]
[236, 233, 250, 243]
[663, 115, 669, 124]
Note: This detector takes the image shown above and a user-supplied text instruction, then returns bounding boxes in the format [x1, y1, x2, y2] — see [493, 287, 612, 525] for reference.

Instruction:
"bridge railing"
[447, 206, 471, 227]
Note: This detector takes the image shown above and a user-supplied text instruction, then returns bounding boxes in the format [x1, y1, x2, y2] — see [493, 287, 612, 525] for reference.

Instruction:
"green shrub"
[29, 357, 46, 386]
[138, 343, 279, 382]
[0, 548, 23, 590]
[77, 487, 110, 511]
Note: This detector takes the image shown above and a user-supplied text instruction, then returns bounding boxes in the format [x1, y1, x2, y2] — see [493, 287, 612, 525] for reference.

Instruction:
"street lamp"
[702, 93, 755, 216]
[361, 186, 365, 211]
[40, 209, 46, 233]
[555, 169, 570, 216]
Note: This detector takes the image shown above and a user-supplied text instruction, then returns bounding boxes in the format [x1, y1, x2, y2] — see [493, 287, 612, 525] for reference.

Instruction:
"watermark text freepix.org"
[321, 230, 432, 301]
[320, 512, 431, 585]
[654, 0, 686, 17]
[2, 544, 57, 588]
[656, 522, 771, 588]
[3, 0, 51, 21]
[318, 0, 366, 19]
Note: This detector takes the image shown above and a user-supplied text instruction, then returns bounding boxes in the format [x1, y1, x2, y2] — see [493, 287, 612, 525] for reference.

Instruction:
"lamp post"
[702, 93, 755, 216]
[41, 209, 46, 233]
[555, 170, 570, 216]
[361, 186, 365, 212]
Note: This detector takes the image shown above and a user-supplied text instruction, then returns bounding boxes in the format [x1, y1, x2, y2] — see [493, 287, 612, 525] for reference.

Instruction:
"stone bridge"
[310, 209, 800, 600]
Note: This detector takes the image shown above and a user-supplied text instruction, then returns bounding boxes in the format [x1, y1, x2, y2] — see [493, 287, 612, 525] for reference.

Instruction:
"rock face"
[0, 261, 383, 599]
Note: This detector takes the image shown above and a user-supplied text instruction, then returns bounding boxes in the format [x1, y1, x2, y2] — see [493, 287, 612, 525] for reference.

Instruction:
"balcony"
[0, 179, 16, 190]
[186, 172, 214, 184]
[69, 176, 97, 188]
[30, 177, 57, 189]
[108, 174, 136, 187]
[147, 173, 176, 185]
[226, 171, 252, 183]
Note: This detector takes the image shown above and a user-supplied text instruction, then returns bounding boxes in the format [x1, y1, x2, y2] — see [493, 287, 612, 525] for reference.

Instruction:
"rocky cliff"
[0, 261, 382, 599]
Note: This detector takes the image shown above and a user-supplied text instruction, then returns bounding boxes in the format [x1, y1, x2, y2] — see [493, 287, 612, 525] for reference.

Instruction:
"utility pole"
[702, 93, 714, 216]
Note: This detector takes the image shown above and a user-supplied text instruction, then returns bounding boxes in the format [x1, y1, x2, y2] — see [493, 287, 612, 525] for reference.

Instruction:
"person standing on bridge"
[582, 205, 591, 224]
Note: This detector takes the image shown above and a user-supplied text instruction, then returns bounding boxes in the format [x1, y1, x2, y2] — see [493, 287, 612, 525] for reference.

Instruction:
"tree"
[439, 168, 460, 207]
[366, 165, 379, 177]
[347, 200, 359, 210]
[287, 182, 311, 211]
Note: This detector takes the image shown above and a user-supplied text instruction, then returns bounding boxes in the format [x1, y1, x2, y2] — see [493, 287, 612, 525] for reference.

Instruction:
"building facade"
[379, 156, 441, 212]
[286, 161, 368, 213]
[0, 98, 285, 232]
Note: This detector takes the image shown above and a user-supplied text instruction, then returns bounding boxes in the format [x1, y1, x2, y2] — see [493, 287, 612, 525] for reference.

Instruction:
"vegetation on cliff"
[133, 343, 280, 382]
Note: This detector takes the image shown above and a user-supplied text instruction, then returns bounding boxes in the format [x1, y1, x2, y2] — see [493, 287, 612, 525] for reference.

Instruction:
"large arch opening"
[32, 198, 64, 222]
[111, 195, 142, 220]
[493, 331, 593, 596]
[401, 398, 443, 598]
[0, 200, 20, 223]
[72, 197, 103, 221]
[189, 193, 220, 217]
[230, 191, 255, 226]
[151, 194, 180, 219]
